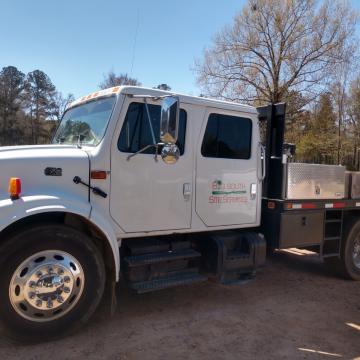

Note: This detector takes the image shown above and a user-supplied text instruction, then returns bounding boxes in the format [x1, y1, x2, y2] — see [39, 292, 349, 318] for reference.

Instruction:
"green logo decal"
[212, 190, 247, 195]
[209, 179, 248, 204]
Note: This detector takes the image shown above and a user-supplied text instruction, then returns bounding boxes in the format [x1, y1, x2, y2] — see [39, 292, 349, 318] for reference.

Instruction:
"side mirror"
[161, 143, 180, 164]
[160, 96, 180, 144]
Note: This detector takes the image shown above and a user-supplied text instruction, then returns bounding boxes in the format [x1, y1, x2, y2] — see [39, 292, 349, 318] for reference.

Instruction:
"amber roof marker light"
[8, 177, 22, 200]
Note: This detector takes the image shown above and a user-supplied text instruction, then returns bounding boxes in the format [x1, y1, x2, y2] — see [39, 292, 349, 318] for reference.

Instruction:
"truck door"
[110, 98, 192, 233]
[195, 108, 260, 227]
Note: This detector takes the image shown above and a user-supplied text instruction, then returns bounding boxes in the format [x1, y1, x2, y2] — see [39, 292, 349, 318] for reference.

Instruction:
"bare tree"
[329, 59, 353, 164]
[347, 76, 360, 169]
[99, 71, 141, 89]
[195, 0, 358, 108]
[52, 92, 75, 121]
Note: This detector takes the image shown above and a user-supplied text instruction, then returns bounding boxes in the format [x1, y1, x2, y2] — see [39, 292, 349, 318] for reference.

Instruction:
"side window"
[118, 102, 187, 155]
[201, 113, 252, 159]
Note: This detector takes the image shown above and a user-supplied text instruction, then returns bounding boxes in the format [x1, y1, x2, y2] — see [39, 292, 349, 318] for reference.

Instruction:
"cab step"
[131, 271, 208, 294]
[122, 238, 205, 293]
[124, 248, 201, 267]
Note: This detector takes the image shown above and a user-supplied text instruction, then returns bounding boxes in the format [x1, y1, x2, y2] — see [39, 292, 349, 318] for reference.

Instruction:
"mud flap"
[110, 280, 117, 316]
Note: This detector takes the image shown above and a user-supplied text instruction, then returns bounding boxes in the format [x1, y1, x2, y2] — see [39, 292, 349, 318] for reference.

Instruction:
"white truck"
[0, 86, 359, 341]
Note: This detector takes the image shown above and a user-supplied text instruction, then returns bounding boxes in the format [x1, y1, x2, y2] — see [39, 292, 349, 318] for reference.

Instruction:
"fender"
[89, 206, 120, 281]
[0, 194, 120, 281]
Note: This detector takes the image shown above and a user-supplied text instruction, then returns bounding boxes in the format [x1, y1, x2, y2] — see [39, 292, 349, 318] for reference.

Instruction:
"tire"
[324, 219, 360, 281]
[0, 224, 106, 342]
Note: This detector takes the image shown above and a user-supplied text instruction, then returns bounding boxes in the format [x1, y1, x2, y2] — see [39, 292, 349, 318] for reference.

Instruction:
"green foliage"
[24, 70, 57, 144]
[295, 94, 337, 163]
[0, 66, 26, 145]
[0, 66, 73, 145]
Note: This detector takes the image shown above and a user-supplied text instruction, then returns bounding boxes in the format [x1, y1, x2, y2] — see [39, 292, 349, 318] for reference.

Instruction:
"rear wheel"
[0, 224, 106, 341]
[325, 219, 360, 280]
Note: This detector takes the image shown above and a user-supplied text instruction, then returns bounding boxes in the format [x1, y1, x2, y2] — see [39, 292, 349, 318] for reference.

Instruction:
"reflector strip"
[333, 202, 345, 208]
[301, 203, 316, 209]
[280, 200, 360, 211]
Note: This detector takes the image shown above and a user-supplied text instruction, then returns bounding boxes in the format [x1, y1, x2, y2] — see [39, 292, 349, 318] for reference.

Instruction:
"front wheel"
[0, 224, 106, 341]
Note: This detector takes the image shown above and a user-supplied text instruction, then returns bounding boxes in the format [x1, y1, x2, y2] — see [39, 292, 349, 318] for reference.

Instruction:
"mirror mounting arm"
[126, 142, 165, 162]
[126, 144, 155, 162]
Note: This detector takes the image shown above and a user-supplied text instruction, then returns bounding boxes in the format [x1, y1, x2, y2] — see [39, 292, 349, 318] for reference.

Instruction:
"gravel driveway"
[1, 250, 359, 360]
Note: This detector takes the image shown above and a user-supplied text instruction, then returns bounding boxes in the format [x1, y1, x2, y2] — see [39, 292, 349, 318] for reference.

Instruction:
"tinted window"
[118, 102, 186, 155]
[201, 113, 252, 159]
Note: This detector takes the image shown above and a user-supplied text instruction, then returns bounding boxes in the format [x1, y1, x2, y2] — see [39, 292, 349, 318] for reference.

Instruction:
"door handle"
[183, 183, 191, 201]
[258, 143, 266, 181]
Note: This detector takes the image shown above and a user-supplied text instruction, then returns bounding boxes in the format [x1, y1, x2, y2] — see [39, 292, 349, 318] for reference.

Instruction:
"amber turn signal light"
[9, 177, 22, 200]
[91, 171, 107, 180]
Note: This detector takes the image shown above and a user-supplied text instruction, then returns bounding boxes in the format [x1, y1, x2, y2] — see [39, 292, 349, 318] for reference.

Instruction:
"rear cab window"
[201, 113, 252, 159]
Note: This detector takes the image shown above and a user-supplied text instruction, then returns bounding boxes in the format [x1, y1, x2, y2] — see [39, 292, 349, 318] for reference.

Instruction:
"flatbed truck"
[0, 86, 358, 341]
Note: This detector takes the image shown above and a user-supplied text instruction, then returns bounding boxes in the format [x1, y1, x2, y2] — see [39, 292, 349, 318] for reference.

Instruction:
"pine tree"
[0, 66, 25, 145]
[24, 70, 56, 144]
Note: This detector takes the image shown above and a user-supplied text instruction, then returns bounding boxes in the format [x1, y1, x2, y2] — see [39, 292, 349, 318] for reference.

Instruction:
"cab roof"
[68, 86, 258, 115]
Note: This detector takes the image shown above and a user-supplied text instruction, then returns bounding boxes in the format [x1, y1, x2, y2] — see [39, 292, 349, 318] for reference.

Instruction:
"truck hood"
[0, 145, 90, 201]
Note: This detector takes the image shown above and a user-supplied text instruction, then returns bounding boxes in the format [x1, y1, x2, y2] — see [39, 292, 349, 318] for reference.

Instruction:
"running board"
[122, 238, 205, 293]
[131, 272, 208, 294]
[124, 248, 201, 267]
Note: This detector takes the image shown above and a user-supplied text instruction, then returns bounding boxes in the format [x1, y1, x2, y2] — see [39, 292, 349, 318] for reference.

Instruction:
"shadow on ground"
[1, 251, 359, 360]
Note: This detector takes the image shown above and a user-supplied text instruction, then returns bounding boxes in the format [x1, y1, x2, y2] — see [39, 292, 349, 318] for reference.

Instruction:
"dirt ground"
[0, 249, 359, 360]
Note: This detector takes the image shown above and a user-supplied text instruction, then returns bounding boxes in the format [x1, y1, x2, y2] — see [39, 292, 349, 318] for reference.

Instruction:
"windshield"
[53, 96, 116, 146]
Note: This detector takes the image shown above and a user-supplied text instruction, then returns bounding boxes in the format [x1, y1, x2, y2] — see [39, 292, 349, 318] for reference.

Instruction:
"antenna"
[130, 9, 140, 77]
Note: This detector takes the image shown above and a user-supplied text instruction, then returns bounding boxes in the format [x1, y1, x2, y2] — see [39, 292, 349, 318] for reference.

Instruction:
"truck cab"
[82, 86, 262, 234]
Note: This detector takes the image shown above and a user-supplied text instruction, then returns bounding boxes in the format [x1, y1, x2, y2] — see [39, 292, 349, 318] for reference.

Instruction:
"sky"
[1, 0, 360, 100]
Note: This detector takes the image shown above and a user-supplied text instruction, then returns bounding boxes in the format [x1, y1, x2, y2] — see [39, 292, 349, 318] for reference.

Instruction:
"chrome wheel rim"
[353, 236, 360, 270]
[9, 250, 85, 322]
